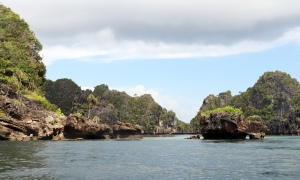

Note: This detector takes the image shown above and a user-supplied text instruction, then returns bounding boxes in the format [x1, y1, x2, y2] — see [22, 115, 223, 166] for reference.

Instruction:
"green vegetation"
[230, 71, 300, 122]
[74, 112, 82, 117]
[189, 115, 201, 133]
[13, 99, 24, 106]
[93, 115, 101, 123]
[44, 78, 81, 115]
[177, 120, 190, 132]
[247, 115, 262, 122]
[0, 5, 46, 94]
[194, 71, 300, 128]
[87, 94, 98, 119]
[51, 117, 58, 125]
[24, 91, 64, 116]
[200, 91, 232, 113]
[202, 106, 243, 116]
[0, 108, 7, 117]
[71, 84, 182, 133]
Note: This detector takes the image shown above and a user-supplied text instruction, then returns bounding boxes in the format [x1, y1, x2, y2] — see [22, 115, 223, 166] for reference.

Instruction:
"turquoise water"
[0, 135, 300, 180]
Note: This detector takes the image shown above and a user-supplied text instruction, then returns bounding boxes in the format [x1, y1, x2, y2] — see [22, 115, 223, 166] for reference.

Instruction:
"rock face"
[185, 134, 200, 139]
[112, 121, 143, 139]
[200, 91, 232, 113]
[195, 71, 300, 135]
[71, 85, 181, 134]
[200, 112, 268, 139]
[72, 91, 119, 127]
[0, 83, 65, 140]
[267, 116, 298, 135]
[63, 114, 111, 139]
[155, 110, 178, 134]
[0, 83, 114, 141]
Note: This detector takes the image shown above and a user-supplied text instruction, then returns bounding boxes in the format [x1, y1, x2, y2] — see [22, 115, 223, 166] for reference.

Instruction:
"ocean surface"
[0, 135, 299, 180]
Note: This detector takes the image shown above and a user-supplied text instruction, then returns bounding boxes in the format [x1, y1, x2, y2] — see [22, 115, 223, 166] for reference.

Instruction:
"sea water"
[0, 135, 299, 180]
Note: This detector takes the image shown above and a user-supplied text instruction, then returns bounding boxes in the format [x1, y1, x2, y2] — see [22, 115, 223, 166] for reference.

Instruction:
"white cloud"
[2, 0, 300, 64]
[41, 26, 300, 65]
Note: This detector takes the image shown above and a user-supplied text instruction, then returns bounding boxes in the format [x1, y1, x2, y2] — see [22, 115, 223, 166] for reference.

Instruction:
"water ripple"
[0, 135, 299, 179]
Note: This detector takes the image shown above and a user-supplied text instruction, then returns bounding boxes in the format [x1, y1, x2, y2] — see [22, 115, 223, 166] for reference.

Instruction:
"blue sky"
[2, 0, 300, 122]
[46, 42, 300, 122]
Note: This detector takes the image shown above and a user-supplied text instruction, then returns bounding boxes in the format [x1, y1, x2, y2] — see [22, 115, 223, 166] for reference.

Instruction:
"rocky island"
[200, 107, 268, 139]
[192, 71, 300, 137]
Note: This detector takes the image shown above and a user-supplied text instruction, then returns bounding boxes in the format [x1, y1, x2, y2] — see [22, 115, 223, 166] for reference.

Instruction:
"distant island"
[191, 70, 300, 136]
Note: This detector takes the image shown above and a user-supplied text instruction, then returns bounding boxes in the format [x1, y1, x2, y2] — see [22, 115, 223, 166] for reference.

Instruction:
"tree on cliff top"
[44, 79, 81, 115]
[0, 5, 46, 94]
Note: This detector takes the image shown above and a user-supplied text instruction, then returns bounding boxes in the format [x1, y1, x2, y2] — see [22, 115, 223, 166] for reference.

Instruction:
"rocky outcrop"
[155, 110, 178, 134]
[200, 112, 268, 139]
[72, 92, 119, 127]
[185, 134, 200, 139]
[195, 71, 300, 135]
[63, 114, 111, 139]
[200, 91, 232, 113]
[112, 121, 143, 139]
[0, 83, 65, 140]
[71, 86, 180, 134]
[0, 83, 114, 141]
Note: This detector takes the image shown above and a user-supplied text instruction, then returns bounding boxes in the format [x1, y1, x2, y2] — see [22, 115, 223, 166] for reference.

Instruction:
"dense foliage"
[200, 91, 232, 113]
[202, 106, 243, 116]
[0, 5, 63, 115]
[0, 5, 46, 94]
[193, 71, 300, 133]
[230, 71, 300, 122]
[24, 91, 63, 116]
[71, 84, 186, 133]
[94, 85, 180, 133]
[44, 79, 81, 115]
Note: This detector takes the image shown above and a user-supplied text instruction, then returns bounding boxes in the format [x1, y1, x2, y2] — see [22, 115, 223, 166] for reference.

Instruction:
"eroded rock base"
[200, 112, 268, 140]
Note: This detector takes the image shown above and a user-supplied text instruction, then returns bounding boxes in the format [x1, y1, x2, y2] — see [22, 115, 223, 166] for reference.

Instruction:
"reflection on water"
[0, 141, 57, 179]
[0, 135, 299, 179]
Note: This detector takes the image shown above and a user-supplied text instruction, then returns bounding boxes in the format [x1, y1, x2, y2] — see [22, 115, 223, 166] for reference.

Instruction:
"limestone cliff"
[71, 85, 181, 134]
[0, 83, 133, 141]
[194, 71, 300, 135]
[0, 83, 65, 140]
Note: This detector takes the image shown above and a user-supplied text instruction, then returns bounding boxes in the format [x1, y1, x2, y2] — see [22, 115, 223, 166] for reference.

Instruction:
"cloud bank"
[2, 0, 300, 64]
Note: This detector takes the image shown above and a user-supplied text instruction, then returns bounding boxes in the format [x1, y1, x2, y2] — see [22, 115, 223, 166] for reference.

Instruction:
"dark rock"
[0, 83, 113, 141]
[267, 115, 298, 135]
[112, 121, 143, 139]
[63, 114, 111, 139]
[200, 112, 268, 139]
[71, 92, 118, 127]
[185, 134, 200, 139]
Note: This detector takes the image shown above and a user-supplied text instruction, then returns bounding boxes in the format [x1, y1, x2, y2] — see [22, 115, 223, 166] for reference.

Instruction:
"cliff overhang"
[200, 112, 268, 139]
